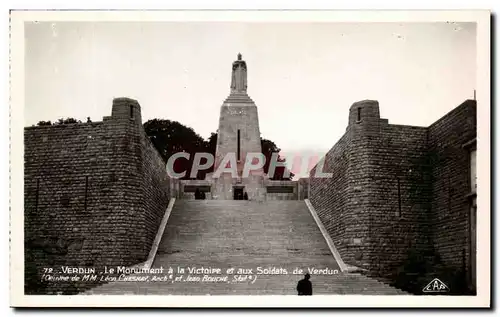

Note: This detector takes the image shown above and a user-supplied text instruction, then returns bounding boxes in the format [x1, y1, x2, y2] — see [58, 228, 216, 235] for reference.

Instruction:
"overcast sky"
[24, 21, 476, 175]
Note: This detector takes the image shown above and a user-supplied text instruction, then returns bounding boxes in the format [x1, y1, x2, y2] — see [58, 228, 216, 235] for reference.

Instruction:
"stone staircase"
[85, 200, 408, 295]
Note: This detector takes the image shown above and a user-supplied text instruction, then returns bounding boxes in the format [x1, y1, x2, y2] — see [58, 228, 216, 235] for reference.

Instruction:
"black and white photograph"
[9, 9, 490, 308]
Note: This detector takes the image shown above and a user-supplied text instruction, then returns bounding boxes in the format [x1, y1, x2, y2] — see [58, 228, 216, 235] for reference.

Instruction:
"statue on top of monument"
[230, 53, 247, 94]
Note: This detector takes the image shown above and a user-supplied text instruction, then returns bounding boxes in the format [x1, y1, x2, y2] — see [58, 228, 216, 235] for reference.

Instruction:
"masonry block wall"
[24, 98, 170, 294]
[297, 178, 310, 200]
[427, 100, 477, 281]
[309, 99, 477, 293]
[179, 180, 214, 200]
[309, 133, 355, 264]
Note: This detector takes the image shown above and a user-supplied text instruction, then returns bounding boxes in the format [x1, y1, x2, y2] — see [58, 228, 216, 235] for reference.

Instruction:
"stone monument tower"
[212, 53, 266, 200]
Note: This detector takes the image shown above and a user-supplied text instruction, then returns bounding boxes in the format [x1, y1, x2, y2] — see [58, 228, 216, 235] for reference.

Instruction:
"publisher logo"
[422, 278, 450, 293]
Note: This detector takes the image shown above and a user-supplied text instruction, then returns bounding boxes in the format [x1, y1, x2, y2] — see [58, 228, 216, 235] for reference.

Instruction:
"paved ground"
[85, 200, 408, 295]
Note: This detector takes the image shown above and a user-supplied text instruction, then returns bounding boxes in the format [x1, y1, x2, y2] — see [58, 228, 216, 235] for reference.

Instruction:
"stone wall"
[308, 99, 477, 294]
[427, 100, 477, 288]
[265, 180, 298, 200]
[364, 123, 432, 279]
[24, 98, 170, 294]
[140, 119, 171, 257]
[213, 102, 265, 201]
[309, 133, 354, 264]
[178, 179, 302, 201]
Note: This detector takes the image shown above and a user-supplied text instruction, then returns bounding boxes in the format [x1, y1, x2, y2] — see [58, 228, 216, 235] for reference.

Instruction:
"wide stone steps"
[85, 200, 408, 295]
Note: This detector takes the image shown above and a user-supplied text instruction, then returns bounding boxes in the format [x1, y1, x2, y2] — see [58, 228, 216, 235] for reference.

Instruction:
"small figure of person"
[200, 190, 206, 200]
[243, 191, 248, 200]
[296, 273, 313, 295]
[194, 188, 201, 200]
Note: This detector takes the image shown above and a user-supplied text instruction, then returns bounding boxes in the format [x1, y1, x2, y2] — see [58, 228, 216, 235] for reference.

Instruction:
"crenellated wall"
[309, 99, 477, 294]
[24, 98, 170, 294]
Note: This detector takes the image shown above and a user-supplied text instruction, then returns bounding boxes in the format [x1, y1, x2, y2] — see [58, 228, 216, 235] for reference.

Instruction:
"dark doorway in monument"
[233, 186, 244, 200]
